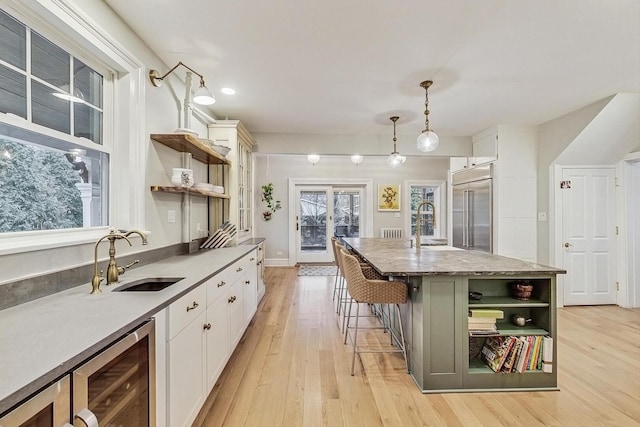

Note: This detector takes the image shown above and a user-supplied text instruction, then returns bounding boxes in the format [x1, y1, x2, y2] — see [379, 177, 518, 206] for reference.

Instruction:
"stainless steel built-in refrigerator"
[452, 165, 493, 252]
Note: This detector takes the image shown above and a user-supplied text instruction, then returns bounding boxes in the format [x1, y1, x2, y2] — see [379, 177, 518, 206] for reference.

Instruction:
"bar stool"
[339, 248, 409, 376]
[330, 237, 344, 304]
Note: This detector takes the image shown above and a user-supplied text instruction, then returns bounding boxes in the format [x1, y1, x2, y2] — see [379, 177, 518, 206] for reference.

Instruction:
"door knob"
[564, 242, 572, 248]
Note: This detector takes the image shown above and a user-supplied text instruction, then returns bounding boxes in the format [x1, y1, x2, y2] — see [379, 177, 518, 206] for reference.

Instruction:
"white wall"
[253, 154, 450, 263]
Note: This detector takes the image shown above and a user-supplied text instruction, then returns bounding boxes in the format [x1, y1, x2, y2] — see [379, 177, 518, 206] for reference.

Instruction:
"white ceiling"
[104, 0, 640, 139]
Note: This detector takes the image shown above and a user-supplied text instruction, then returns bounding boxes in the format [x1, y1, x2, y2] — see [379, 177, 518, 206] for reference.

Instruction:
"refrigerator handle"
[468, 190, 474, 248]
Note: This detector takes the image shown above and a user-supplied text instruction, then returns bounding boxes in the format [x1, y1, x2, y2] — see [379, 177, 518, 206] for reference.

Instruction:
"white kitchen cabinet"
[450, 130, 498, 173]
[165, 249, 259, 427]
[167, 286, 207, 427]
[242, 264, 258, 325]
[208, 120, 256, 241]
[227, 279, 245, 349]
[450, 156, 471, 172]
[257, 241, 265, 301]
[205, 294, 229, 393]
[471, 128, 498, 166]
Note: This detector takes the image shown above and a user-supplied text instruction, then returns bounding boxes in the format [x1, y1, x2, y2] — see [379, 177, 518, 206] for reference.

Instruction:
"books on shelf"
[469, 309, 504, 319]
[468, 316, 498, 335]
[542, 336, 554, 373]
[479, 334, 553, 374]
[481, 336, 515, 372]
[514, 337, 531, 373]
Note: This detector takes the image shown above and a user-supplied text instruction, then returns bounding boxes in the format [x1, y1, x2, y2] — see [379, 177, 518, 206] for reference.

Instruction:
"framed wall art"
[377, 184, 401, 211]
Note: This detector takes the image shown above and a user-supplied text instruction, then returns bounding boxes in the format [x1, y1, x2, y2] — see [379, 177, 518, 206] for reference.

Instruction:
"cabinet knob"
[186, 301, 199, 312]
[228, 295, 237, 303]
[564, 242, 572, 248]
[203, 323, 212, 330]
[217, 280, 226, 288]
[250, 257, 255, 261]
[245, 280, 250, 284]
[236, 267, 243, 272]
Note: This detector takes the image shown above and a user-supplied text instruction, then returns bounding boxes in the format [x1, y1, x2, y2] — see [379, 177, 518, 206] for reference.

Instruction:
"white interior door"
[296, 187, 333, 263]
[561, 167, 617, 305]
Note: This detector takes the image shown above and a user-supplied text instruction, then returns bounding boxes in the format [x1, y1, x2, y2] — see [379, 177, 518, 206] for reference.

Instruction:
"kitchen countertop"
[0, 244, 258, 415]
[342, 238, 566, 276]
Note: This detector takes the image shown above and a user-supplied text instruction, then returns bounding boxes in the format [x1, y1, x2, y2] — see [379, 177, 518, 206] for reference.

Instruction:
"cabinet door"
[205, 296, 229, 393]
[450, 157, 470, 172]
[242, 265, 258, 325]
[168, 311, 206, 427]
[257, 243, 265, 300]
[471, 132, 497, 166]
[227, 281, 244, 349]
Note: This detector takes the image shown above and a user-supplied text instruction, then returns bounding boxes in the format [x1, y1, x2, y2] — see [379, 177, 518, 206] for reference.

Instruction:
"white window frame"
[403, 180, 446, 240]
[0, 1, 146, 255]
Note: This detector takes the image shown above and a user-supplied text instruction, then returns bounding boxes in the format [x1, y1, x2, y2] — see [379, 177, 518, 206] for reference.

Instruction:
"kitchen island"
[342, 238, 566, 393]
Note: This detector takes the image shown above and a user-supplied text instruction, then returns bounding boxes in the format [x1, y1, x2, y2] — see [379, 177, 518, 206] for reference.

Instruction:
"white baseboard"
[265, 258, 292, 267]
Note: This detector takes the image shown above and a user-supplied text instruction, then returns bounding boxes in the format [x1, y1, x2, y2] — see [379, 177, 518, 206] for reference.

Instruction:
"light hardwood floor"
[195, 267, 640, 427]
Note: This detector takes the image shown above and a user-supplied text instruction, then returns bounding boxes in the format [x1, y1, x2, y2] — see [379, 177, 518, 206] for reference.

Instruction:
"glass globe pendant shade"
[417, 130, 439, 152]
[387, 152, 406, 168]
[307, 154, 320, 165]
[350, 154, 363, 165]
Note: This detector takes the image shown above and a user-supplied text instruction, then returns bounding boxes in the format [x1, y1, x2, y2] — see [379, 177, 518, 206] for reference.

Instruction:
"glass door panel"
[296, 187, 333, 263]
[333, 188, 361, 238]
[73, 320, 155, 427]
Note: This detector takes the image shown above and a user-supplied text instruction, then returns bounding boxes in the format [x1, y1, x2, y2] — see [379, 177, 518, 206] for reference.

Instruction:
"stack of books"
[481, 335, 553, 373]
[468, 309, 504, 336]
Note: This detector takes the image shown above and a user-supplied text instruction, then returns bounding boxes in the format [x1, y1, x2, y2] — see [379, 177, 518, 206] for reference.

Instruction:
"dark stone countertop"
[342, 238, 566, 277]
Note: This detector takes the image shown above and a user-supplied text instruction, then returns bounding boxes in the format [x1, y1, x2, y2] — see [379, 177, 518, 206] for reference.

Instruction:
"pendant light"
[307, 154, 320, 165]
[387, 116, 406, 168]
[350, 154, 363, 165]
[416, 80, 439, 152]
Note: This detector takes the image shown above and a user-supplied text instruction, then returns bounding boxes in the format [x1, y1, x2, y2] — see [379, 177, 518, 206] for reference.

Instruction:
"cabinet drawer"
[228, 251, 256, 283]
[207, 269, 232, 307]
[169, 285, 207, 340]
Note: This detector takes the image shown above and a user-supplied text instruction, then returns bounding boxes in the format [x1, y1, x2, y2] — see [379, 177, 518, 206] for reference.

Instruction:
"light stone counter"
[342, 238, 566, 276]
[0, 244, 257, 415]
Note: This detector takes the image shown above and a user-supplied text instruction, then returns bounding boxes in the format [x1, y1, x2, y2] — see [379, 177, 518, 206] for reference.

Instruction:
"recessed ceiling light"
[221, 87, 236, 95]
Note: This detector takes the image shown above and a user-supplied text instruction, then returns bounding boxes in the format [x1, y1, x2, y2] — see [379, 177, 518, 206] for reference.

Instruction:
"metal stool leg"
[396, 303, 409, 373]
[350, 303, 361, 376]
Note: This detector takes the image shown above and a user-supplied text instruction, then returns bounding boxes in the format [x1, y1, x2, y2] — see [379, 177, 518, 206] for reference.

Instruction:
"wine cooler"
[72, 320, 155, 427]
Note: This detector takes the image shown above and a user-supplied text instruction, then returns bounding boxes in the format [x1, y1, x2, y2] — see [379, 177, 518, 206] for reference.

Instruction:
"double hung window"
[0, 8, 108, 233]
[409, 183, 442, 238]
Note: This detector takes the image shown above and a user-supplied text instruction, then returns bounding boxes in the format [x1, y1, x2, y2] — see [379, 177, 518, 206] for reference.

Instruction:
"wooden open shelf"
[151, 134, 230, 165]
[150, 186, 230, 199]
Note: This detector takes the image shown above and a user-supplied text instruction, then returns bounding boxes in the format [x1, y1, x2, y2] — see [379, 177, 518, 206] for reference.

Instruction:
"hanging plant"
[261, 182, 281, 221]
[262, 183, 275, 208]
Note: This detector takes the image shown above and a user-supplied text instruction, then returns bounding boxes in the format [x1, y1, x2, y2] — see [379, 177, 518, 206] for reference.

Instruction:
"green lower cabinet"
[409, 276, 465, 391]
[407, 274, 558, 393]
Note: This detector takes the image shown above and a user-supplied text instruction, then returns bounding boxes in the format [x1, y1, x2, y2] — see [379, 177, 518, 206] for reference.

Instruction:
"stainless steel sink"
[113, 277, 185, 292]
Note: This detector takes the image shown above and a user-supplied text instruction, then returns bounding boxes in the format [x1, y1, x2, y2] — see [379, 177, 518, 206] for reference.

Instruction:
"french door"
[295, 186, 363, 263]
